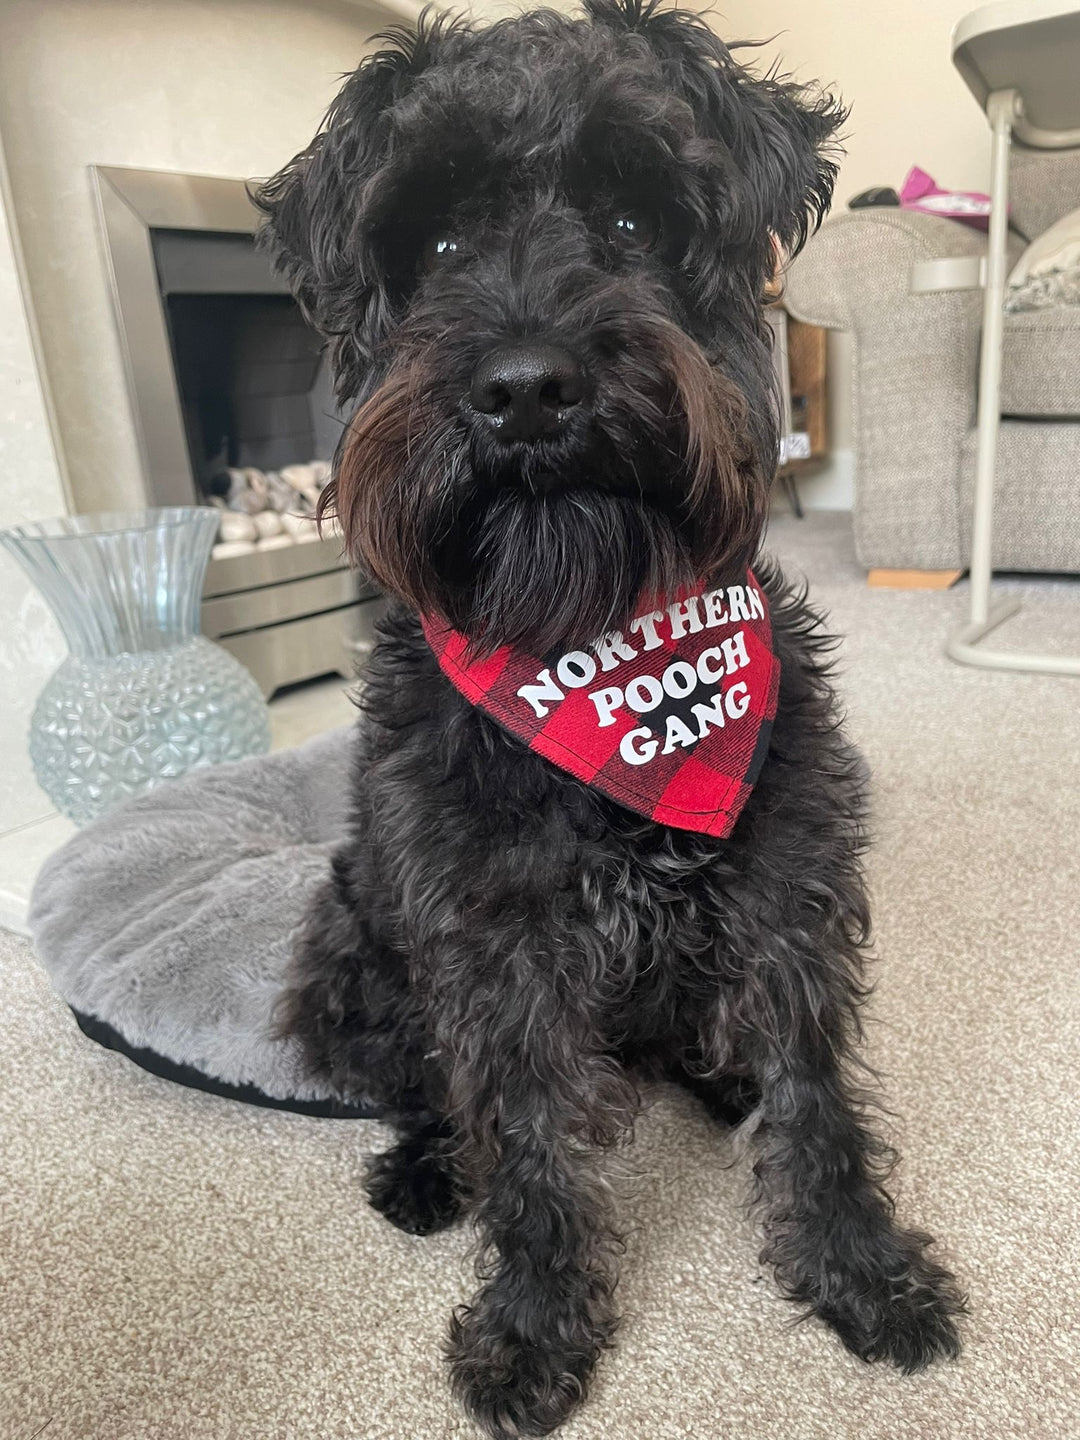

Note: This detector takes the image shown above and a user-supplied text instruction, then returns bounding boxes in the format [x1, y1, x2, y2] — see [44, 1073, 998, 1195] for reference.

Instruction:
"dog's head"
[257, 0, 844, 652]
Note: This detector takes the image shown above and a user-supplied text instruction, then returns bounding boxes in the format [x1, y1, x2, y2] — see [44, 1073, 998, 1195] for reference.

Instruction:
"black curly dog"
[258, 3, 964, 1433]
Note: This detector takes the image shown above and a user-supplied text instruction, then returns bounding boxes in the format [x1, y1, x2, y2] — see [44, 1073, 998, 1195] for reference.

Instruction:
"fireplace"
[92, 165, 380, 696]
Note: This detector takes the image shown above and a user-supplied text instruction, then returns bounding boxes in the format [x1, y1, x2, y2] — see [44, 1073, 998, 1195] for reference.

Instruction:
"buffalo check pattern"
[422, 570, 780, 837]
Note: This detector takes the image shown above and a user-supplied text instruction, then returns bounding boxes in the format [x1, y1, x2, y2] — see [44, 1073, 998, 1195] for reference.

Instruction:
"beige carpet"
[3, 512, 1079, 1440]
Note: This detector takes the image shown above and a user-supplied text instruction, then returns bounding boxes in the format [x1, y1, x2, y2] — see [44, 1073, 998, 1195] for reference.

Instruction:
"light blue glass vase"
[0, 507, 270, 825]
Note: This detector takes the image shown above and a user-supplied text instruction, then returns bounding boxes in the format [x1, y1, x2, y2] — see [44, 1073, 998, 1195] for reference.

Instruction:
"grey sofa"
[785, 147, 1080, 576]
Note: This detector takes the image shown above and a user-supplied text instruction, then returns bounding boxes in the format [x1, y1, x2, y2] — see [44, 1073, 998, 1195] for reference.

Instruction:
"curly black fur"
[258, 3, 964, 1434]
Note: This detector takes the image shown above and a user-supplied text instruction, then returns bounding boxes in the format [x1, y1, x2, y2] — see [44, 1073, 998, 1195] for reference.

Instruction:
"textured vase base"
[32, 637, 271, 825]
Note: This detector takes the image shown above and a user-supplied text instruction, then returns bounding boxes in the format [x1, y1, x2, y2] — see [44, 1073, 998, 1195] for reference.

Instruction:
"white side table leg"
[946, 87, 1080, 677]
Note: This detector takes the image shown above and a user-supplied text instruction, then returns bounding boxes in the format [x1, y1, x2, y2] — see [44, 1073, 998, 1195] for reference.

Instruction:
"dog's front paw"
[365, 1136, 462, 1236]
[448, 1302, 602, 1439]
[817, 1227, 966, 1372]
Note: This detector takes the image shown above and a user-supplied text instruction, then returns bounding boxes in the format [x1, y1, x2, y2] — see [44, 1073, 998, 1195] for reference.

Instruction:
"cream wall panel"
[0, 137, 68, 835]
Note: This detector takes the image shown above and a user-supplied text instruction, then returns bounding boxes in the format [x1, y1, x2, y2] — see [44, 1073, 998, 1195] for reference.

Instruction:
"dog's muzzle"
[469, 342, 589, 443]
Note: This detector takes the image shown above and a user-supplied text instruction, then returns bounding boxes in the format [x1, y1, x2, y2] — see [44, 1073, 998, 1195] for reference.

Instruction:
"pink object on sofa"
[899, 165, 996, 231]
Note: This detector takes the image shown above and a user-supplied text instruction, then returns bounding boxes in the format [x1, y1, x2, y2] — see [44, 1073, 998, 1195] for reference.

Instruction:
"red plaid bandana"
[421, 571, 780, 837]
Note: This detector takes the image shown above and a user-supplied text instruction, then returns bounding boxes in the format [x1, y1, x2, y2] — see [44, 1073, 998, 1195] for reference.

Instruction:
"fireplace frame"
[92, 164, 377, 696]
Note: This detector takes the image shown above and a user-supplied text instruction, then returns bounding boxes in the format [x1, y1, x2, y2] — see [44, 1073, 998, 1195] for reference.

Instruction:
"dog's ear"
[707, 58, 848, 260]
[253, 15, 453, 393]
[585, 0, 846, 260]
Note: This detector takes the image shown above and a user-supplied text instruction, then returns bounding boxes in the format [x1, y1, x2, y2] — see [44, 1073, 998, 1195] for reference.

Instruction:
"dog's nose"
[469, 344, 587, 442]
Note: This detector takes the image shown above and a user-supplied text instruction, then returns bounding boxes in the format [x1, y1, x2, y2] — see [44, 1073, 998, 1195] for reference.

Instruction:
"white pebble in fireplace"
[210, 460, 331, 552]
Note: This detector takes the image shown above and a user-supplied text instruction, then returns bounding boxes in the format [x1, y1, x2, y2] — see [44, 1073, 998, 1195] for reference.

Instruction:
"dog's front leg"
[738, 944, 966, 1370]
[437, 944, 632, 1439]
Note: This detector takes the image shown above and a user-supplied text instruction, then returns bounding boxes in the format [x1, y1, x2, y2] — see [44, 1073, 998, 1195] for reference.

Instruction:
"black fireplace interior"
[153, 228, 345, 494]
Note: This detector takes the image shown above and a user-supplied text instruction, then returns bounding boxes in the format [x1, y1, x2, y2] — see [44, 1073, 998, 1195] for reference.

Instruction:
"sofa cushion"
[960, 421, 1080, 571]
[1010, 147, 1080, 242]
[1001, 307, 1080, 417]
[1006, 204, 1080, 312]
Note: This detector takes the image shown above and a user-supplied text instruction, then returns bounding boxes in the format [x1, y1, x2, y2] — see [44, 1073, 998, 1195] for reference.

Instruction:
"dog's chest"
[367, 622, 754, 999]
[587, 833, 744, 999]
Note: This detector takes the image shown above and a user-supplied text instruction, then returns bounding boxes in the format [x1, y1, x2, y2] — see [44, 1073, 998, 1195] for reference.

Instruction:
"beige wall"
[0, 131, 70, 836]
[717, 0, 992, 507]
[716, 0, 991, 206]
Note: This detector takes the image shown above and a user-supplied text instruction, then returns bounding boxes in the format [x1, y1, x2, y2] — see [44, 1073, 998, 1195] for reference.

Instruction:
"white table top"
[953, 2, 1080, 134]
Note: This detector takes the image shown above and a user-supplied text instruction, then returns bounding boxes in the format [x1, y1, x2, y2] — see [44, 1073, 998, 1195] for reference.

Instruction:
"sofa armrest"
[784, 209, 993, 330]
[780, 211, 1011, 572]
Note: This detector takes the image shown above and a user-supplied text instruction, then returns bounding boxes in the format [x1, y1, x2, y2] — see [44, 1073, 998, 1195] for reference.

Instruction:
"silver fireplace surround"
[92, 164, 379, 696]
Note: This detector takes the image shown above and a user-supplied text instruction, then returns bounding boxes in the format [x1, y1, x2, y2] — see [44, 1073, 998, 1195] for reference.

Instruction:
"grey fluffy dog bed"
[29, 726, 375, 1116]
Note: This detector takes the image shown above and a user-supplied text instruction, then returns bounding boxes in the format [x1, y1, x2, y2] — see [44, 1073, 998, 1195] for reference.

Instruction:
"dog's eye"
[421, 234, 462, 271]
[610, 210, 660, 251]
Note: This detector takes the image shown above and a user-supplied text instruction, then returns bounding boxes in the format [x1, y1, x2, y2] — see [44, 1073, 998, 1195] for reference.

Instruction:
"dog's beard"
[432, 486, 692, 654]
[321, 319, 769, 654]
